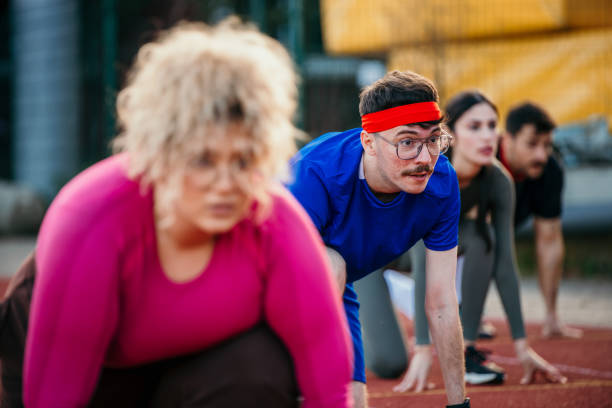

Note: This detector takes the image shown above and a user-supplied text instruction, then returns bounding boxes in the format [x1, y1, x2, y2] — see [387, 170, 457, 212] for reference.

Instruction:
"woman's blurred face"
[452, 102, 499, 167]
[173, 122, 258, 235]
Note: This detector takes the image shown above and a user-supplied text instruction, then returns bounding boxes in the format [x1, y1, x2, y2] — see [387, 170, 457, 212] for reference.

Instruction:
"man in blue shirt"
[289, 71, 468, 408]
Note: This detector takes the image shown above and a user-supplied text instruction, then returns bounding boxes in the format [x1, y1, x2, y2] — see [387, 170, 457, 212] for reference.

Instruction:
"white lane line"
[490, 354, 612, 379]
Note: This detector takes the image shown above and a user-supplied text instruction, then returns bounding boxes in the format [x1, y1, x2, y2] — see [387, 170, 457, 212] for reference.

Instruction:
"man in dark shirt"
[499, 102, 582, 338]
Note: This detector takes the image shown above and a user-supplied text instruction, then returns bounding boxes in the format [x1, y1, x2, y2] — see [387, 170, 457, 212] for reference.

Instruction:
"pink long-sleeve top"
[24, 154, 353, 408]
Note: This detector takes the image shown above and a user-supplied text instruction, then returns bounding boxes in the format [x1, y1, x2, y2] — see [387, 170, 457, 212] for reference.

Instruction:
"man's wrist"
[414, 344, 432, 353]
[446, 397, 470, 408]
[514, 338, 529, 357]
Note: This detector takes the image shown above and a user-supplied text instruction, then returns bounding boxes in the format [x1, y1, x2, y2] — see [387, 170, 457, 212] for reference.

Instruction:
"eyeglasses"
[374, 131, 452, 160]
[185, 153, 255, 189]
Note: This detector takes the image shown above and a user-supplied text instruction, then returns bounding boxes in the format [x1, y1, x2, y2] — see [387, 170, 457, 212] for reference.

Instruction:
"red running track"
[367, 315, 612, 407]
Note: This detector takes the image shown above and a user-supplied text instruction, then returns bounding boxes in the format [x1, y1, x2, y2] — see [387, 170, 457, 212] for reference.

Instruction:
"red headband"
[361, 102, 442, 133]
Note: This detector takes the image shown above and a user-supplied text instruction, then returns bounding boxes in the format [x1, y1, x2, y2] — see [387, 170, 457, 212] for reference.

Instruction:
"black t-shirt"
[512, 154, 564, 226]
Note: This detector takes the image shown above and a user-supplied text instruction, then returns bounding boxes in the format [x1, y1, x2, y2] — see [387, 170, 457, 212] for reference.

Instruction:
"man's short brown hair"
[358, 70, 439, 117]
[505, 102, 556, 136]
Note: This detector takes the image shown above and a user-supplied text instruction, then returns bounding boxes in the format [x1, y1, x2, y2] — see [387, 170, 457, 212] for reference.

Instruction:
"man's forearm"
[534, 218, 564, 313]
[536, 237, 563, 312]
[325, 246, 347, 293]
[428, 303, 465, 404]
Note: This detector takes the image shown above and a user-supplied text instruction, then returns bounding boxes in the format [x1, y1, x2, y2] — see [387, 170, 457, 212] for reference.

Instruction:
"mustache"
[401, 165, 433, 176]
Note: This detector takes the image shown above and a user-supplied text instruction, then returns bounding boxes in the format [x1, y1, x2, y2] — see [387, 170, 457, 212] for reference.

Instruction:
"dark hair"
[445, 90, 498, 132]
[359, 70, 439, 118]
[445, 90, 499, 253]
[505, 102, 556, 135]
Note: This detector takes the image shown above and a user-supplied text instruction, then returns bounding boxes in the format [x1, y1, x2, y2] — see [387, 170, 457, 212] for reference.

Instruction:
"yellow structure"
[388, 28, 612, 126]
[321, 0, 612, 55]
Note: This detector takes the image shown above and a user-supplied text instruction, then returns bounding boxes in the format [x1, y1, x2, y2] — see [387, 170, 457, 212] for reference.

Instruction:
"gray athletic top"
[414, 159, 526, 344]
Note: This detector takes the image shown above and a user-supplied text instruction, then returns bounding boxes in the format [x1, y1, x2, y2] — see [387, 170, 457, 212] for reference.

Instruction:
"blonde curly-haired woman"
[19, 18, 352, 408]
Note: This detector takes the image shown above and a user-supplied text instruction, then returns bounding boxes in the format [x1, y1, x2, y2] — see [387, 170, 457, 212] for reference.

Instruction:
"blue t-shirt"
[289, 128, 460, 280]
[289, 127, 460, 382]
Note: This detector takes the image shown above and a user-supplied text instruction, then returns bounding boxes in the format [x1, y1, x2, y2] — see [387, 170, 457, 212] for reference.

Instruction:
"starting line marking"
[490, 354, 612, 379]
[369, 379, 612, 399]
